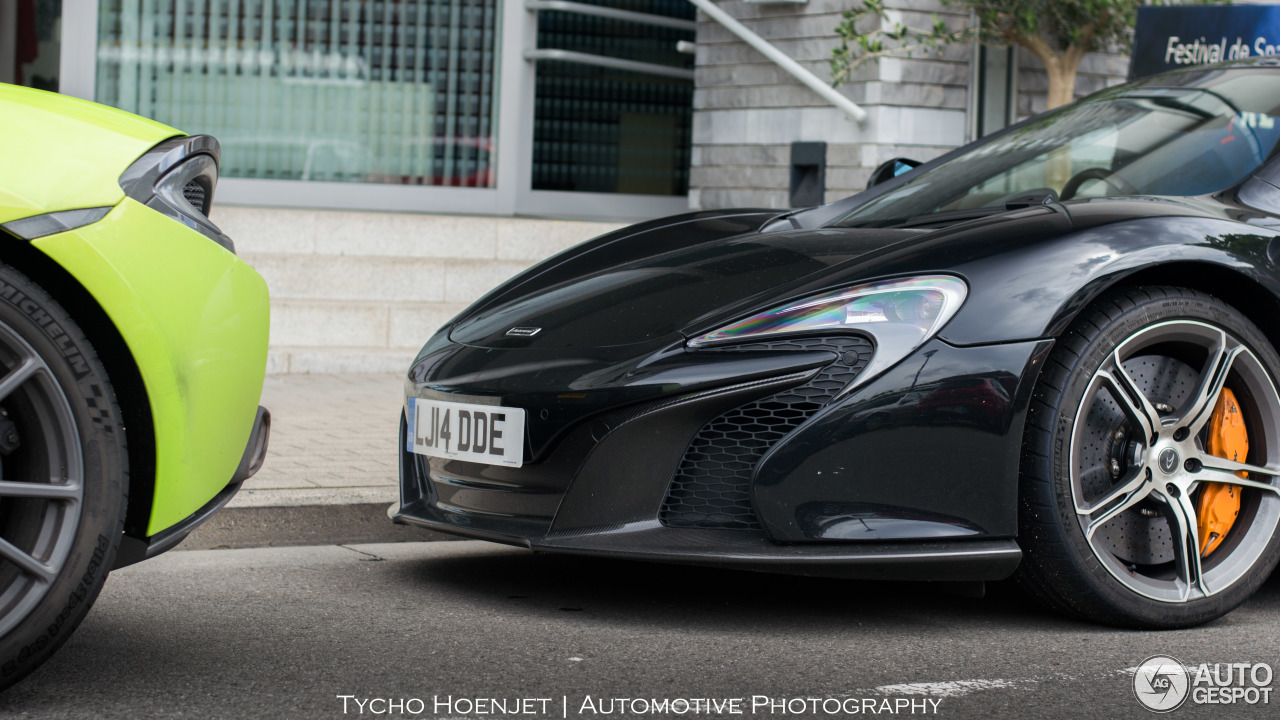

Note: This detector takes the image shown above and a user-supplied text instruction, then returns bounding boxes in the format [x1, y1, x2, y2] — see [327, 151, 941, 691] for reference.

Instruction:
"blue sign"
[1130, 5, 1280, 79]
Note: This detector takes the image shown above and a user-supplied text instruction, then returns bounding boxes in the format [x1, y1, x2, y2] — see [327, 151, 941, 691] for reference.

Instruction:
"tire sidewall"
[1046, 290, 1280, 627]
[0, 266, 126, 689]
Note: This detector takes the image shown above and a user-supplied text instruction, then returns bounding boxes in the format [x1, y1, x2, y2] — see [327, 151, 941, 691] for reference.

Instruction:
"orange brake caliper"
[1198, 388, 1247, 557]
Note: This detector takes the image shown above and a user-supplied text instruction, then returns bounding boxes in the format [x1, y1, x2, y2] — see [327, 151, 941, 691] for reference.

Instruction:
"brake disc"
[1078, 355, 1199, 566]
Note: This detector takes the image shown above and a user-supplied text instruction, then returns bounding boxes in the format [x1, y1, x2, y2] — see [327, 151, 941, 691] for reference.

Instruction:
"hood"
[446, 198, 1221, 352]
[449, 226, 924, 349]
[0, 84, 180, 224]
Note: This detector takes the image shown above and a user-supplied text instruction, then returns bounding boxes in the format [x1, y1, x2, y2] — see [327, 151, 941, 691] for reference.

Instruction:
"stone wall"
[1015, 46, 1130, 119]
[690, 0, 1131, 211]
[689, 0, 971, 211]
[219, 207, 623, 373]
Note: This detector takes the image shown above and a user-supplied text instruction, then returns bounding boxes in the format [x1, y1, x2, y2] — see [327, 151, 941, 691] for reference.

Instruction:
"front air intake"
[183, 180, 208, 216]
[659, 336, 874, 530]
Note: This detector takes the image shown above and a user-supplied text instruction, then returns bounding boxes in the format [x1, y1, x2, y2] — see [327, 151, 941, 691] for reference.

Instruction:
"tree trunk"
[1040, 51, 1084, 191]
[1044, 60, 1079, 110]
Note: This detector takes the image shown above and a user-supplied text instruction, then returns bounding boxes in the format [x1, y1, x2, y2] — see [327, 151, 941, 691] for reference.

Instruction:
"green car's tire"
[0, 263, 127, 689]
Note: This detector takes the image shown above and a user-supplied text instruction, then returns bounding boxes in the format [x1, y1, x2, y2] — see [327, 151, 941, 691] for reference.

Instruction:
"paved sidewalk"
[233, 373, 404, 507]
[184, 373, 453, 549]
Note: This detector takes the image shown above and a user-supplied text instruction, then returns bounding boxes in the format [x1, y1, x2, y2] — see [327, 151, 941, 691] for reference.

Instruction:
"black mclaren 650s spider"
[394, 59, 1280, 628]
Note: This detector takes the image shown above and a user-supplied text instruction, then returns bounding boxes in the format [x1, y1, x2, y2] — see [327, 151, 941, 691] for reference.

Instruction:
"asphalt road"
[1, 541, 1278, 719]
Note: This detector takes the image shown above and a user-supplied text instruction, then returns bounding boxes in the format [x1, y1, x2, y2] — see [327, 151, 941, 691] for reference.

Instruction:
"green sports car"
[0, 84, 270, 687]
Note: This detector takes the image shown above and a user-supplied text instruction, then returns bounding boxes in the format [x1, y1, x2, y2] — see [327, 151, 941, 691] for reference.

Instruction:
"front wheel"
[1019, 287, 1280, 627]
[0, 264, 128, 688]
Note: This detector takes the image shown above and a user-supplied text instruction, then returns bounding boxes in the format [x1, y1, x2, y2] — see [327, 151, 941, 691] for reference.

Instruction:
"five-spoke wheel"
[1020, 287, 1280, 627]
[1071, 320, 1280, 605]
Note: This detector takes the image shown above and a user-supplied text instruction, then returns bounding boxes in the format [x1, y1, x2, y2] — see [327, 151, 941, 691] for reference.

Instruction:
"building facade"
[4, 0, 1129, 372]
[689, 0, 1129, 209]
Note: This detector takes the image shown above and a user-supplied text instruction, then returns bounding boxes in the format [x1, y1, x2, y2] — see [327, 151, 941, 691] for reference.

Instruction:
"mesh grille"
[183, 181, 208, 215]
[659, 336, 874, 530]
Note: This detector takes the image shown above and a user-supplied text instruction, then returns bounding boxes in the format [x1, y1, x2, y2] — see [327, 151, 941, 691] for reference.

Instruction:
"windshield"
[835, 71, 1280, 228]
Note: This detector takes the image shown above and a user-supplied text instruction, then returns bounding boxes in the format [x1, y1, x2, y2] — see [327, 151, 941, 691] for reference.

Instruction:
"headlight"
[118, 135, 234, 253]
[688, 275, 968, 392]
[1, 206, 113, 240]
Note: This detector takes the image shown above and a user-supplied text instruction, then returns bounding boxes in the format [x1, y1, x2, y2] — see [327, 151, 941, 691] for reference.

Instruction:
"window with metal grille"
[532, 0, 693, 196]
[95, 0, 499, 188]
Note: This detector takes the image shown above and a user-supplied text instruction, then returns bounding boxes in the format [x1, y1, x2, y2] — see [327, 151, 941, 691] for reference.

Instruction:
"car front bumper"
[31, 197, 271, 536]
[392, 335, 1053, 582]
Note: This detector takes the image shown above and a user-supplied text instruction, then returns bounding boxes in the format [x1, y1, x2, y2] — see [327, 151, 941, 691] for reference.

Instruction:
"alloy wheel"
[1070, 320, 1280, 603]
[0, 318, 84, 638]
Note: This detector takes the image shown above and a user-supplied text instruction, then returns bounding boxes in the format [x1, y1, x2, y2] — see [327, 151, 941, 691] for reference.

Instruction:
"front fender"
[31, 198, 269, 535]
[938, 216, 1280, 346]
[753, 338, 1051, 542]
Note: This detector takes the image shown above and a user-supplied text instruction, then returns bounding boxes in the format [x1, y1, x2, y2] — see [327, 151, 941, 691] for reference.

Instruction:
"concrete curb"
[182, 503, 460, 550]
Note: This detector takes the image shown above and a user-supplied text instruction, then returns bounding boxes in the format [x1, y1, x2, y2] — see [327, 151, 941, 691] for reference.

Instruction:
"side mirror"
[867, 157, 922, 189]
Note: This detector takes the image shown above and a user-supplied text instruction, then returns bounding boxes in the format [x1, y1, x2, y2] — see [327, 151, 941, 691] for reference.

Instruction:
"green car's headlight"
[688, 274, 968, 391]
[1, 206, 113, 240]
[119, 134, 235, 253]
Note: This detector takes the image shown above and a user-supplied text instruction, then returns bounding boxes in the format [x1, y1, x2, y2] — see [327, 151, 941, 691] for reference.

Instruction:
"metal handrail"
[525, 0, 697, 32]
[685, 0, 868, 124]
[523, 48, 695, 80]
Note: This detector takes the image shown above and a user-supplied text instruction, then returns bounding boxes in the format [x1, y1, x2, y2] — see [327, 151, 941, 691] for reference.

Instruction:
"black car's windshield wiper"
[840, 191, 1058, 230]
[886, 207, 1009, 229]
[843, 206, 1014, 230]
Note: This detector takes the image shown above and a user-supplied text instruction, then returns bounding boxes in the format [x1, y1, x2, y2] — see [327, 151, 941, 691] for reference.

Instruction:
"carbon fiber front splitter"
[390, 499, 1021, 581]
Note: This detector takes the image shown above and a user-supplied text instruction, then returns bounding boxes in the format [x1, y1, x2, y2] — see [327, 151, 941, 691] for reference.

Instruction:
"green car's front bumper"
[31, 196, 270, 547]
[0, 85, 268, 564]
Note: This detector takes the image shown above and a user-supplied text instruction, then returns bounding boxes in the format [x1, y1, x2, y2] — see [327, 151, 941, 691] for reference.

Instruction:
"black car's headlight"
[118, 134, 234, 253]
[688, 274, 968, 392]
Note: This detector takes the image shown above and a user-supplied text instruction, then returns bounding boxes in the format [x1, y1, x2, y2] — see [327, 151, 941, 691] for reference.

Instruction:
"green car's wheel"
[0, 264, 127, 689]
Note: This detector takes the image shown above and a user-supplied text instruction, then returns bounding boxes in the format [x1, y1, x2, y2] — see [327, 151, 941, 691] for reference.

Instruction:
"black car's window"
[836, 72, 1280, 228]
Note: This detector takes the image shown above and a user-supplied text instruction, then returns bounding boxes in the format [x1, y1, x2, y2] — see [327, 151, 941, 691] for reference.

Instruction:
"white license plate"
[407, 397, 525, 467]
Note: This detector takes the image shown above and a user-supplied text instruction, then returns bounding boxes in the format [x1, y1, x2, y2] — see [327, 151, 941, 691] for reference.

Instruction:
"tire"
[1019, 286, 1280, 628]
[0, 263, 127, 688]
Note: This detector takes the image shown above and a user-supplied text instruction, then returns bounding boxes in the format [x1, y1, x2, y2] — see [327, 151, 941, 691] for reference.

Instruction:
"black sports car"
[393, 59, 1280, 628]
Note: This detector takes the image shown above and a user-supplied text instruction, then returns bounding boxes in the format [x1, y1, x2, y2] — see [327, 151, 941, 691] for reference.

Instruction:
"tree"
[830, 0, 1142, 110]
